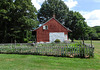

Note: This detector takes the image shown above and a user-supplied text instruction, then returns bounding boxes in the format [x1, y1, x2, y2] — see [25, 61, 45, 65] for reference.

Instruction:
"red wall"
[36, 18, 69, 42]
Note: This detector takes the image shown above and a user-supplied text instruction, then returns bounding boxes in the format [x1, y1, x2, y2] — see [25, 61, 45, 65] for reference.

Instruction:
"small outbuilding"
[33, 16, 71, 43]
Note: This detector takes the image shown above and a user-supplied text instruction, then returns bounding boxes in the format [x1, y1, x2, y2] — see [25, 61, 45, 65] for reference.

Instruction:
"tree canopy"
[0, 0, 38, 43]
[64, 11, 89, 42]
[93, 26, 100, 33]
[92, 26, 100, 39]
[38, 0, 69, 24]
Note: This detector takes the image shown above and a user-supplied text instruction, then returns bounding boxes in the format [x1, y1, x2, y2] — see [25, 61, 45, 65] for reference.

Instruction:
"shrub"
[28, 41, 33, 43]
[54, 39, 61, 43]
[24, 38, 28, 43]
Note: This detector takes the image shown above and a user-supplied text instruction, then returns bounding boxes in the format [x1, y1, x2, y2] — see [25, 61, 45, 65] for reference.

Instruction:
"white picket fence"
[0, 44, 94, 58]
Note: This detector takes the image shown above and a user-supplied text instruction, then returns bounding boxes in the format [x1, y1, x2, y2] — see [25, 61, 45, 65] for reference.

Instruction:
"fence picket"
[89, 46, 90, 57]
[71, 46, 73, 56]
[92, 46, 94, 57]
[77, 47, 78, 56]
[57, 46, 58, 55]
[65, 47, 66, 56]
[74, 46, 75, 56]
[67, 46, 68, 56]
[84, 46, 85, 57]
[79, 46, 80, 57]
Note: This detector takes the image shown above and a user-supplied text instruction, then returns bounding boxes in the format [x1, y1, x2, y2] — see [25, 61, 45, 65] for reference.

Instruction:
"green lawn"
[0, 40, 100, 70]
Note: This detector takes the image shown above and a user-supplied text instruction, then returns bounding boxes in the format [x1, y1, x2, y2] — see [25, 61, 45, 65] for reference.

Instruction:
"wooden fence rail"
[0, 45, 94, 58]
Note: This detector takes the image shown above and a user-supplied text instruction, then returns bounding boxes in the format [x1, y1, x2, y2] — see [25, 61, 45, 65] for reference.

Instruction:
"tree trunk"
[71, 35, 74, 42]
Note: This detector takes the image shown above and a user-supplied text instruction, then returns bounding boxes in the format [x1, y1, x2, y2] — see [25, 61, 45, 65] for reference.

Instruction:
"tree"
[64, 11, 88, 42]
[0, 0, 14, 43]
[38, 0, 69, 24]
[92, 26, 100, 39]
[0, 0, 38, 43]
[93, 26, 100, 33]
[87, 27, 98, 40]
[97, 33, 100, 39]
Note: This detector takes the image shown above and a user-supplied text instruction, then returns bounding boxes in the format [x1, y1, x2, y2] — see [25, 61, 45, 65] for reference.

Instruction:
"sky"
[31, 0, 100, 27]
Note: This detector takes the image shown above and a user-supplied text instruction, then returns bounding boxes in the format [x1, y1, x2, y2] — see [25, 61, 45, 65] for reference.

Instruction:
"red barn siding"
[35, 18, 70, 42]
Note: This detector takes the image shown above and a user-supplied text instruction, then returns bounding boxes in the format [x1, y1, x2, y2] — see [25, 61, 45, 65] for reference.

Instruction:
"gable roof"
[33, 17, 72, 32]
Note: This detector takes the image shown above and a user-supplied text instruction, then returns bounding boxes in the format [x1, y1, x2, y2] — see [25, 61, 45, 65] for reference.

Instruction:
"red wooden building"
[33, 16, 71, 43]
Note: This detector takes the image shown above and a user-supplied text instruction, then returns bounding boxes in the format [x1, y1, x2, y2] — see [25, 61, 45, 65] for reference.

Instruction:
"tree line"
[0, 0, 99, 43]
[92, 26, 100, 40]
[0, 0, 38, 43]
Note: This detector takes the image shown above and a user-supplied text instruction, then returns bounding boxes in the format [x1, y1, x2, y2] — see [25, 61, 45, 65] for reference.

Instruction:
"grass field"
[0, 40, 100, 70]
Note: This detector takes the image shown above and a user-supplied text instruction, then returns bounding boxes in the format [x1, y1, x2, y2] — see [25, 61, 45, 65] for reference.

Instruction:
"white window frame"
[43, 25, 48, 30]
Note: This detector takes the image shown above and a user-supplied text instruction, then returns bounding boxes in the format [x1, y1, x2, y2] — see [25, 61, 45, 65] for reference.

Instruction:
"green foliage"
[65, 11, 88, 42]
[38, 0, 69, 24]
[37, 43, 66, 47]
[93, 26, 100, 33]
[92, 26, 100, 39]
[54, 39, 61, 43]
[87, 27, 98, 40]
[97, 33, 100, 39]
[28, 41, 33, 43]
[37, 42, 82, 47]
[67, 43, 81, 47]
[0, 0, 38, 43]
[24, 38, 28, 43]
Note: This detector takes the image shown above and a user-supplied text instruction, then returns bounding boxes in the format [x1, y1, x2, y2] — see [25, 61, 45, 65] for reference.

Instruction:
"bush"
[54, 39, 61, 43]
[24, 38, 28, 43]
[28, 41, 33, 43]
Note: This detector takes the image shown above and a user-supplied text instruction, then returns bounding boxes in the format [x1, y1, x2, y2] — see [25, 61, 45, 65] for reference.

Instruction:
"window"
[43, 25, 48, 30]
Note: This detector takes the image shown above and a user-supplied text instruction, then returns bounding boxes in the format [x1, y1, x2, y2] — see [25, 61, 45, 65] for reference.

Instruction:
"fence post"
[89, 46, 90, 57]
[36, 47, 38, 54]
[92, 46, 94, 57]
[50, 46, 51, 55]
[63, 47, 64, 56]
[77, 47, 78, 56]
[15, 40, 16, 47]
[86, 46, 88, 56]
[81, 45, 84, 57]
[67, 46, 68, 56]
[70, 47, 71, 56]
[38, 46, 40, 54]
[74, 46, 75, 56]
[43, 47, 45, 55]
[57, 47, 58, 56]
[72, 46, 73, 56]
[61, 47, 63, 56]
[54, 46, 55, 55]
[39, 47, 41, 54]
[79, 46, 80, 57]
[84, 46, 85, 57]
[65, 47, 66, 56]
